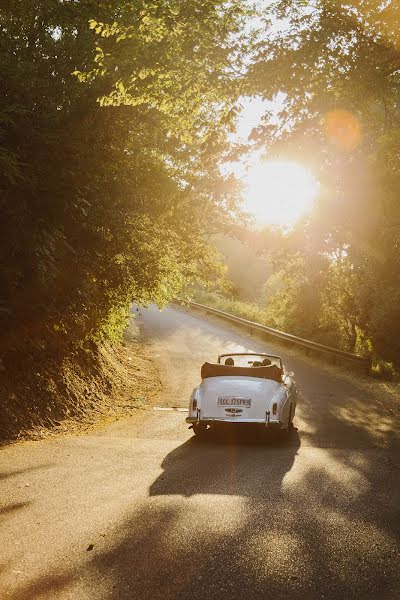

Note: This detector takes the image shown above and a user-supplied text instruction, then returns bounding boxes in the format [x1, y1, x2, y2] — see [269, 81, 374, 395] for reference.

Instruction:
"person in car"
[225, 357, 235, 366]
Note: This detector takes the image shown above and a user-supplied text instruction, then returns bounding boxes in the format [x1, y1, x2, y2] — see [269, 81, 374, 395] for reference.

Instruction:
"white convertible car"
[186, 353, 297, 438]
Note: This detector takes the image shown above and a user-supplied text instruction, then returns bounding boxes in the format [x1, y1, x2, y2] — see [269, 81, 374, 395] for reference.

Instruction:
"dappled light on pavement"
[1, 306, 399, 600]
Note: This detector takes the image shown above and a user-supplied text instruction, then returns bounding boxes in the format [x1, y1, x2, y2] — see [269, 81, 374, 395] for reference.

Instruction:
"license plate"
[218, 396, 251, 408]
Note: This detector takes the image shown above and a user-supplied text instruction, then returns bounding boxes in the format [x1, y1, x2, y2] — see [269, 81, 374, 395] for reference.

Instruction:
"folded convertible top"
[201, 362, 282, 383]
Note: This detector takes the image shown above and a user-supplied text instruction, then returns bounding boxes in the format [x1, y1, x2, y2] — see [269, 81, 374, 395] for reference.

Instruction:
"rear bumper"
[186, 417, 283, 429]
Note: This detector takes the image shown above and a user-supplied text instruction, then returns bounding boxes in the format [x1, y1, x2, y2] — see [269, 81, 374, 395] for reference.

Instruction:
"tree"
[245, 0, 400, 364]
[0, 0, 249, 369]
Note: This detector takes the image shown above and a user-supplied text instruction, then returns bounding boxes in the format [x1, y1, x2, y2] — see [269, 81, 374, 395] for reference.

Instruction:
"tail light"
[272, 402, 278, 415]
[192, 398, 198, 410]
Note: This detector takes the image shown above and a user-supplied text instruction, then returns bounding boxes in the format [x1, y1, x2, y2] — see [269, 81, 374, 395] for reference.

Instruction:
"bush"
[371, 361, 398, 381]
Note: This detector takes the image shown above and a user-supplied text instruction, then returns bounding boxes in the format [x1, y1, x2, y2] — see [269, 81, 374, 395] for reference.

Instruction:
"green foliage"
[95, 303, 132, 344]
[243, 0, 400, 365]
[318, 259, 360, 352]
[3, 0, 400, 378]
[371, 361, 398, 381]
[262, 251, 328, 341]
[0, 1, 248, 369]
[194, 290, 270, 325]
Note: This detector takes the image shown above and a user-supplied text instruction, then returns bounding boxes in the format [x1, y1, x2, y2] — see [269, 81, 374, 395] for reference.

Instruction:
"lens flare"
[325, 110, 362, 151]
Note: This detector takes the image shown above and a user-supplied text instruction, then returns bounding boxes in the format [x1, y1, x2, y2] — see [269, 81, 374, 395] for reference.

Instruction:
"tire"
[272, 406, 292, 441]
[192, 423, 209, 439]
[288, 404, 294, 431]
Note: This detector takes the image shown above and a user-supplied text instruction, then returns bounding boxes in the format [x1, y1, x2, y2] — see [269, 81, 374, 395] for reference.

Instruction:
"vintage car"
[186, 353, 297, 438]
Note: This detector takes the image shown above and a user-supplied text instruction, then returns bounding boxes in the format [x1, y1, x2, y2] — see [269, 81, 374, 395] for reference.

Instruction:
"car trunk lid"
[200, 376, 280, 421]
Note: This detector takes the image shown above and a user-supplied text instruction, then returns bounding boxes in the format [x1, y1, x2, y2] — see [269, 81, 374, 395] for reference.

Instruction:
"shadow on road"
[83, 426, 398, 600]
[150, 431, 300, 499]
[8, 424, 400, 600]
[0, 502, 31, 519]
[5, 395, 400, 600]
[3, 306, 400, 599]
[83, 310, 399, 598]
[0, 464, 52, 481]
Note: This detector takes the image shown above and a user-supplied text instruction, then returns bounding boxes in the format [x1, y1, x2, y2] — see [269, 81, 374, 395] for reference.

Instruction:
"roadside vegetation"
[0, 1, 246, 438]
[193, 2, 400, 378]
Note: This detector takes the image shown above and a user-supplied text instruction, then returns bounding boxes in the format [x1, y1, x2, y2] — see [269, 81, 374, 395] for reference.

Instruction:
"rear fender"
[188, 386, 201, 420]
[271, 387, 290, 425]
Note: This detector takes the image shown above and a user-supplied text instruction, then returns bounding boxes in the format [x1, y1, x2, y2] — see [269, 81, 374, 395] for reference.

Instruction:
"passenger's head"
[224, 357, 234, 366]
[262, 358, 272, 366]
[252, 361, 262, 367]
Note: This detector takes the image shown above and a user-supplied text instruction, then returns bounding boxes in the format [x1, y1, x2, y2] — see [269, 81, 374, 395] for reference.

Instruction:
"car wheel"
[288, 404, 294, 431]
[192, 423, 209, 439]
[273, 407, 292, 441]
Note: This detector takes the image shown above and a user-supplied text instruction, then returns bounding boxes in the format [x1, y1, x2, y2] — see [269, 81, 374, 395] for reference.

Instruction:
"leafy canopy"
[0, 0, 249, 365]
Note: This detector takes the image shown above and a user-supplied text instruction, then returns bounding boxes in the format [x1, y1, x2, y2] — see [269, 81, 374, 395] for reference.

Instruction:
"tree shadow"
[8, 428, 399, 600]
[0, 501, 30, 519]
[288, 358, 400, 450]
[84, 399, 399, 600]
[81, 421, 398, 599]
[9, 572, 73, 600]
[0, 464, 53, 481]
[6, 408, 399, 600]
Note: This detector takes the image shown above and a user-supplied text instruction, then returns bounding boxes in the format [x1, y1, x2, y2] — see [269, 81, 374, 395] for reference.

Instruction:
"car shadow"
[150, 430, 301, 499]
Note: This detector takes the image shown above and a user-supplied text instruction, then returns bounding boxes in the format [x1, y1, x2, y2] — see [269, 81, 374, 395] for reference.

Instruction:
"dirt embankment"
[0, 334, 160, 443]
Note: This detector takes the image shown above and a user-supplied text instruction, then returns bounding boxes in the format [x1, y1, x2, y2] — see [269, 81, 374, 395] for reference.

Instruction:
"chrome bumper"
[186, 416, 283, 428]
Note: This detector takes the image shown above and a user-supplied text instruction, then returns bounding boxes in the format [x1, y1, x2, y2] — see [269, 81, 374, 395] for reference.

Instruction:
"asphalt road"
[1, 304, 399, 600]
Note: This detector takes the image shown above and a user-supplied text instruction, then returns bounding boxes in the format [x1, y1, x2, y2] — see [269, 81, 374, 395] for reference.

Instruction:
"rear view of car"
[186, 353, 297, 439]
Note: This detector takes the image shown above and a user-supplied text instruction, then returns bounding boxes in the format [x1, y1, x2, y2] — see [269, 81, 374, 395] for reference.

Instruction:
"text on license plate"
[218, 396, 251, 408]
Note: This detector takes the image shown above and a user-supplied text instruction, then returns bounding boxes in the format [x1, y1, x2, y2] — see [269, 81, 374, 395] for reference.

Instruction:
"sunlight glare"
[244, 160, 319, 227]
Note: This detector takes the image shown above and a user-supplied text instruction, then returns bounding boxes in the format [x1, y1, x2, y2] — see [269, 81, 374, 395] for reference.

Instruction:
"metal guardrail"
[177, 300, 372, 373]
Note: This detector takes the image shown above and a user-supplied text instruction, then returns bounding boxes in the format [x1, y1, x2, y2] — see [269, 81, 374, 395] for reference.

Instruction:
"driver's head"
[225, 357, 234, 366]
[262, 358, 272, 366]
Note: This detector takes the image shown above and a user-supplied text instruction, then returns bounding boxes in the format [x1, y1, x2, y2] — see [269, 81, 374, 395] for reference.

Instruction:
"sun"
[244, 160, 319, 227]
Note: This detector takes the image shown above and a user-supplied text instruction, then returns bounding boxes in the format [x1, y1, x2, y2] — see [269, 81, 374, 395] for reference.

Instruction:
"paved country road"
[1, 305, 399, 600]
